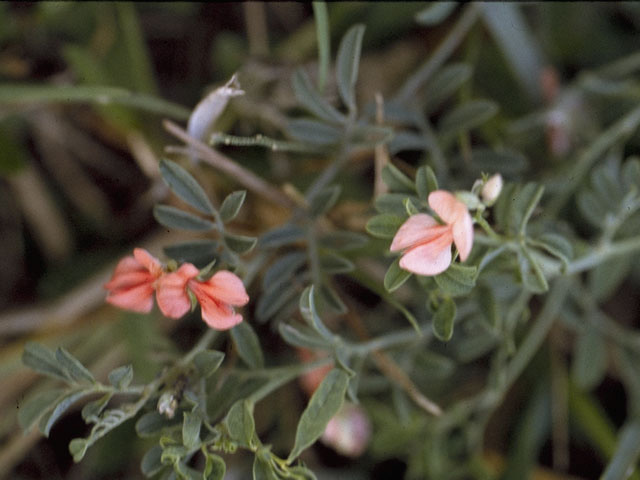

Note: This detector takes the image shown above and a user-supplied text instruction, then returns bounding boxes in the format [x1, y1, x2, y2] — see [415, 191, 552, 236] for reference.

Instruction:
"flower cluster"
[391, 190, 474, 276]
[104, 248, 249, 330]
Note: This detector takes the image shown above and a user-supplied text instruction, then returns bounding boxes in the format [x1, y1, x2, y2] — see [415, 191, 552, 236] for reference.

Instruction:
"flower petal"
[106, 283, 155, 313]
[399, 237, 452, 276]
[133, 248, 163, 278]
[390, 214, 444, 252]
[453, 210, 474, 261]
[428, 190, 465, 224]
[104, 270, 154, 291]
[156, 264, 198, 319]
[193, 291, 243, 330]
[198, 271, 249, 306]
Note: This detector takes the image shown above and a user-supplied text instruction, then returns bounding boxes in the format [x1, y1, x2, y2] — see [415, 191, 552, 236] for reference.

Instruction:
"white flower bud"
[481, 174, 503, 206]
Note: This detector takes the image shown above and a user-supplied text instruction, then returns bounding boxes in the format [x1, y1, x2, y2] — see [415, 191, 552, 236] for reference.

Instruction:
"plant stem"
[566, 235, 640, 275]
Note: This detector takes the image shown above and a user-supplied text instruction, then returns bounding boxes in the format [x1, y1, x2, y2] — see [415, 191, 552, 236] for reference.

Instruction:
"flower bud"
[481, 174, 503, 206]
[321, 403, 371, 457]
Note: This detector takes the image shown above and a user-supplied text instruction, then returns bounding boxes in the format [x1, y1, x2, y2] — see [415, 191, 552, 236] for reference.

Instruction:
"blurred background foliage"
[1, 2, 640, 479]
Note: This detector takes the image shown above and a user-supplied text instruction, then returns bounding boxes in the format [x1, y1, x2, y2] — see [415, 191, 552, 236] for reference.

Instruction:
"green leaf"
[384, 258, 412, 292]
[309, 185, 341, 217]
[517, 247, 549, 293]
[108, 364, 133, 390]
[202, 450, 226, 480]
[416, 165, 438, 202]
[381, 164, 416, 193]
[601, 420, 640, 480]
[260, 224, 306, 248]
[153, 205, 216, 231]
[141, 445, 165, 478]
[287, 369, 350, 462]
[220, 190, 247, 223]
[365, 214, 405, 239]
[40, 389, 91, 436]
[182, 411, 202, 449]
[335, 24, 365, 111]
[231, 322, 264, 369]
[278, 323, 332, 349]
[289, 465, 318, 480]
[18, 389, 64, 432]
[374, 193, 418, 215]
[388, 131, 432, 156]
[55, 347, 95, 384]
[316, 282, 347, 315]
[434, 263, 477, 297]
[0, 84, 190, 120]
[438, 100, 499, 136]
[69, 438, 89, 463]
[193, 350, 225, 378]
[511, 183, 544, 235]
[287, 118, 342, 146]
[300, 286, 334, 340]
[424, 63, 473, 113]
[349, 124, 394, 147]
[164, 240, 218, 266]
[433, 297, 456, 342]
[159, 159, 215, 215]
[22, 342, 70, 382]
[319, 252, 355, 274]
[253, 449, 278, 480]
[318, 231, 369, 251]
[415, 2, 457, 25]
[263, 252, 307, 288]
[256, 278, 299, 322]
[136, 411, 180, 438]
[530, 233, 573, 266]
[81, 394, 112, 423]
[174, 461, 201, 480]
[224, 399, 256, 449]
[292, 68, 345, 124]
[224, 233, 257, 254]
[572, 326, 607, 391]
[589, 257, 632, 302]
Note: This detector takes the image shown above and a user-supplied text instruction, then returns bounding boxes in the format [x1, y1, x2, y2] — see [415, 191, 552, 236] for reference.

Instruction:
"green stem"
[566, 235, 640, 275]
[504, 277, 570, 388]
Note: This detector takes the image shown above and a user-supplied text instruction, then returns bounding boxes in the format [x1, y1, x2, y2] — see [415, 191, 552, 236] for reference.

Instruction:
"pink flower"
[390, 190, 473, 276]
[157, 265, 249, 330]
[104, 248, 164, 313]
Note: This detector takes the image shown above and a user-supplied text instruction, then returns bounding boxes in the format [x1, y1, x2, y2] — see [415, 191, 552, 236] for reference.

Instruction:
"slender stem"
[566, 235, 640, 275]
[504, 277, 570, 388]
[244, 2, 269, 57]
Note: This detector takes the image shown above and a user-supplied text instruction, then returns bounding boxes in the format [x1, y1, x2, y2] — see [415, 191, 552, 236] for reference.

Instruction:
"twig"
[163, 120, 296, 209]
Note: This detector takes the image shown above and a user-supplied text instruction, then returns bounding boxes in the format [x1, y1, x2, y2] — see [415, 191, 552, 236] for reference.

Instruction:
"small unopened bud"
[157, 392, 178, 419]
[321, 403, 371, 457]
[481, 174, 503, 206]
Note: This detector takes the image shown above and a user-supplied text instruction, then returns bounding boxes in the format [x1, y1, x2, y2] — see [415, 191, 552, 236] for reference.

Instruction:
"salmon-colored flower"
[157, 265, 249, 330]
[104, 248, 164, 313]
[390, 190, 473, 276]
